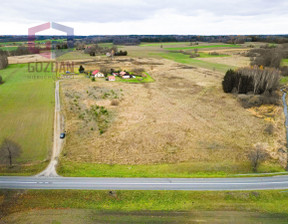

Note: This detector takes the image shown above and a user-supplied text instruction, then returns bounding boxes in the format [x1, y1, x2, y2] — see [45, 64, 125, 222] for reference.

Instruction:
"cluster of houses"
[91, 70, 136, 82]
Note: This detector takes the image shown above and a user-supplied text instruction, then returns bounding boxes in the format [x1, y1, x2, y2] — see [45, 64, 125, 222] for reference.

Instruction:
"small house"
[108, 76, 115, 81]
[92, 70, 99, 75]
[119, 71, 126, 76]
[94, 72, 105, 78]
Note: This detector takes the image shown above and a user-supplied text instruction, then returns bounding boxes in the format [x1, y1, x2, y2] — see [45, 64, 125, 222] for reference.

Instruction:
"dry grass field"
[196, 55, 250, 67]
[59, 56, 286, 172]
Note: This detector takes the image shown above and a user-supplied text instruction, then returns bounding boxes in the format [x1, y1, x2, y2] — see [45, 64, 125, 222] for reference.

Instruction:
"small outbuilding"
[94, 72, 105, 78]
[107, 76, 116, 81]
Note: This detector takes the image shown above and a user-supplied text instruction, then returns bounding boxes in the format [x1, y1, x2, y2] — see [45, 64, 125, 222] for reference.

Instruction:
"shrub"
[209, 52, 219, 56]
[248, 143, 269, 172]
[189, 53, 200, 58]
[91, 77, 95, 82]
[249, 48, 283, 68]
[281, 66, 288, 76]
[0, 75, 3, 84]
[132, 68, 145, 76]
[111, 99, 119, 106]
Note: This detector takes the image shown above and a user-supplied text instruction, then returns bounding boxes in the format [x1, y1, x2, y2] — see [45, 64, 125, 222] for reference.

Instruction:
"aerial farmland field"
[0, 63, 55, 175]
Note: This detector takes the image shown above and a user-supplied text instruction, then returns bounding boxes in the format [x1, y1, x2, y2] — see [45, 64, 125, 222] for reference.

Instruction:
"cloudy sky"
[0, 0, 287, 35]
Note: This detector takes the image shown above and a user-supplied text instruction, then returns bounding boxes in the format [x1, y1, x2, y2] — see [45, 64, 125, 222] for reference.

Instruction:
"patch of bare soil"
[61, 57, 285, 165]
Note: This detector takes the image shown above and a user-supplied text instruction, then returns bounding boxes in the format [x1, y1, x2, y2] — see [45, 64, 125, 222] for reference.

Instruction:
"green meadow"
[165, 44, 241, 50]
[153, 52, 235, 73]
[2, 190, 288, 223]
[140, 42, 191, 47]
[0, 64, 55, 174]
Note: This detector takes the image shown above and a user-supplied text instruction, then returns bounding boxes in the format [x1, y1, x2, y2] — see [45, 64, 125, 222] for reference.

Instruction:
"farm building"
[92, 70, 105, 78]
[94, 72, 105, 78]
[119, 71, 126, 76]
[122, 74, 136, 79]
[92, 70, 99, 75]
[107, 76, 115, 81]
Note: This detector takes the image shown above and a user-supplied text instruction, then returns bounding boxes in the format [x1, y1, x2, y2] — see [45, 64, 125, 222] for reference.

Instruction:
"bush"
[0, 75, 3, 84]
[132, 68, 145, 76]
[281, 66, 288, 76]
[249, 48, 283, 68]
[91, 77, 95, 82]
[237, 94, 279, 108]
[189, 53, 200, 58]
[209, 52, 220, 56]
[111, 99, 119, 106]
[248, 143, 269, 173]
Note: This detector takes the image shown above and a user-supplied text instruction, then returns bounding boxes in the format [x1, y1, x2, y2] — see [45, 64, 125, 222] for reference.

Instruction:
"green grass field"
[140, 42, 191, 47]
[2, 190, 288, 223]
[57, 160, 284, 178]
[165, 44, 241, 50]
[116, 72, 154, 83]
[0, 46, 18, 51]
[153, 52, 235, 73]
[282, 59, 288, 66]
[0, 64, 55, 174]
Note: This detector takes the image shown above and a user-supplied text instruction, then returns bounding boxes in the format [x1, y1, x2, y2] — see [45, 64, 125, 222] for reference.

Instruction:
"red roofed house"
[119, 71, 126, 76]
[92, 70, 99, 75]
[92, 70, 105, 78]
[108, 76, 115, 81]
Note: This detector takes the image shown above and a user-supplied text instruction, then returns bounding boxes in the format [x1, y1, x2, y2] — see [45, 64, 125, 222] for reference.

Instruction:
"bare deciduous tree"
[0, 50, 8, 70]
[0, 138, 22, 167]
[248, 143, 269, 172]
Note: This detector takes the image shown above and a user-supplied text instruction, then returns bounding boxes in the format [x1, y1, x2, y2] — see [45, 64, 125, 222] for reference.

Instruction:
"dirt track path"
[36, 81, 63, 177]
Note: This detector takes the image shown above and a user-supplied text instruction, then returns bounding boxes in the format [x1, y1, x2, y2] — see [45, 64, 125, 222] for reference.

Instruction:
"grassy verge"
[1, 190, 288, 218]
[0, 64, 54, 174]
[152, 52, 234, 73]
[57, 160, 284, 178]
[116, 72, 154, 83]
[0, 161, 49, 176]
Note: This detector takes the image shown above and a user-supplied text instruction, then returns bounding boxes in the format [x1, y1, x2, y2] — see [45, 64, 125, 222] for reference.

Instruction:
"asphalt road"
[1, 176, 288, 191]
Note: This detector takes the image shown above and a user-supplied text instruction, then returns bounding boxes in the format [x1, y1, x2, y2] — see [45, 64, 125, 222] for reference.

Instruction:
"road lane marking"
[1, 181, 287, 185]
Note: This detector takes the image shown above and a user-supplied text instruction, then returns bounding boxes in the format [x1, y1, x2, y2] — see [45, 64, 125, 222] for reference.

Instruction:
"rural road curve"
[1, 176, 288, 190]
[36, 81, 63, 177]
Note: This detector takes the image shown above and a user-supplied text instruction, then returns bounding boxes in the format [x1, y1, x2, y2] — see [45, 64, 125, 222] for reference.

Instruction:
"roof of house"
[108, 76, 115, 79]
[92, 70, 99, 75]
[120, 71, 126, 76]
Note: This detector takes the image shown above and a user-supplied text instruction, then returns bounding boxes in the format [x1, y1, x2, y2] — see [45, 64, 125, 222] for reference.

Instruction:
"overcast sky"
[0, 0, 287, 35]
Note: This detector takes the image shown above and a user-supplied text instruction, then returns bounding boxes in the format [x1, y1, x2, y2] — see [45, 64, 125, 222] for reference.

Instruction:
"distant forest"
[1, 34, 288, 45]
